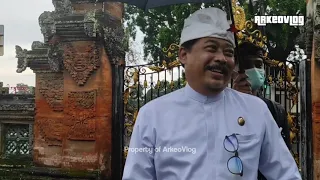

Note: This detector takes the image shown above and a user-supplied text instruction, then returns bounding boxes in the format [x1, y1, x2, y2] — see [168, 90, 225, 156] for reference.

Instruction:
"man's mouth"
[205, 65, 227, 75]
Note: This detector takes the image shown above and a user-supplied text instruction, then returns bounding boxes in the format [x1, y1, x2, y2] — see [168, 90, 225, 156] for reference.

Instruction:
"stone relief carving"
[36, 118, 64, 146]
[38, 73, 64, 111]
[103, 25, 126, 64]
[305, 18, 313, 59]
[15, 46, 28, 73]
[0, 104, 35, 111]
[65, 90, 97, 140]
[15, 40, 63, 73]
[315, 2, 320, 63]
[39, 12, 55, 43]
[63, 42, 100, 86]
[48, 36, 64, 72]
[84, 11, 97, 38]
[32, 41, 45, 49]
[315, 2, 320, 29]
[0, 93, 35, 122]
[52, 0, 73, 15]
[314, 22, 320, 63]
[39, 0, 73, 42]
[99, 12, 126, 64]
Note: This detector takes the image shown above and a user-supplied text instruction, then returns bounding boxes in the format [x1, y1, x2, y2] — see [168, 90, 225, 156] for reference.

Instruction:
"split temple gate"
[0, 0, 319, 179]
[0, 0, 126, 179]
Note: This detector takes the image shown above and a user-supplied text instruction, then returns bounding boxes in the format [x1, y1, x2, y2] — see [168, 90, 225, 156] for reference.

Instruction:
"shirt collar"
[184, 83, 224, 103]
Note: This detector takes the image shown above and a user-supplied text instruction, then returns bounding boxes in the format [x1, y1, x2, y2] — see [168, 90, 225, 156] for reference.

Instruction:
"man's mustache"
[205, 64, 229, 74]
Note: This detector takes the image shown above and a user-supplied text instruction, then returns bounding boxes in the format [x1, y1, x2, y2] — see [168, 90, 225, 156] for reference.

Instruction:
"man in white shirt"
[122, 7, 301, 180]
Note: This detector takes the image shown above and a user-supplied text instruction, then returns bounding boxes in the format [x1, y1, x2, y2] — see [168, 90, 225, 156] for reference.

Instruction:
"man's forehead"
[203, 37, 233, 47]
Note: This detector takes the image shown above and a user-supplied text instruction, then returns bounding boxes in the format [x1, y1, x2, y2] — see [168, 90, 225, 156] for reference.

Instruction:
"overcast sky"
[0, 0, 55, 87]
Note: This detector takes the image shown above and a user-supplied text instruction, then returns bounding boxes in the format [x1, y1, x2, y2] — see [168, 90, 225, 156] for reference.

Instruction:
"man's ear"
[179, 47, 188, 66]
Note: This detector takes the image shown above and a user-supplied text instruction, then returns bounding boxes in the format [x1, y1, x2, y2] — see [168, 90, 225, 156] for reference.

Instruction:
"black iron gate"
[122, 44, 184, 153]
[263, 56, 302, 171]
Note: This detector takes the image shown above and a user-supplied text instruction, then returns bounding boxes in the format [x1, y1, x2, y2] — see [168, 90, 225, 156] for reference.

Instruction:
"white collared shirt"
[122, 84, 301, 180]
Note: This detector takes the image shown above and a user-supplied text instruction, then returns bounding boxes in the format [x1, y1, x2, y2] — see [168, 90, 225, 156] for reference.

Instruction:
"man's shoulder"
[259, 97, 287, 124]
[260, 97, 285, 112]
[225, 87, 267, 106]
[224, 88, 273, 117]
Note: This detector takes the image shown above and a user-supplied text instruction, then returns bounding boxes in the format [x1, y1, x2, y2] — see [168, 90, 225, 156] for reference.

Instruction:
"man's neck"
[187, 82, 222, 97]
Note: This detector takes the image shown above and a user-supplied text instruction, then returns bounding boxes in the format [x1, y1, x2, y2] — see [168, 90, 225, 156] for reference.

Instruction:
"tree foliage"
[124, 0, 306, 63]
[263, 0, 306, 61]
[124, 2, 227, 62]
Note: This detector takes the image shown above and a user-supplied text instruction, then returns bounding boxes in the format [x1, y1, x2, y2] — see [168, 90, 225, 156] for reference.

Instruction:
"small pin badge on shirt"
[238, 117, 245, 126]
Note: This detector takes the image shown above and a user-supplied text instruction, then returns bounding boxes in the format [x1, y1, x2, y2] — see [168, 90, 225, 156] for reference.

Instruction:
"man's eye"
[224, 50, 234, 57]
[207, 46, 217, 51]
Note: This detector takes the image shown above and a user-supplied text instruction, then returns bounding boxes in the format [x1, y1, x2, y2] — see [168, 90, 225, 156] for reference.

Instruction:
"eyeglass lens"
[224, 134, 243, 175]
[224, 134, 238, 152]
[228, 156, 243, 175]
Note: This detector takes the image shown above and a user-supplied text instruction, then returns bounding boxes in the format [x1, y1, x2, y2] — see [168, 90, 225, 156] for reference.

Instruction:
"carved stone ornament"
[95, 12, 126, 64]
[15, 46, 28, 73]
[315, 3, 320, 63]
[314, 31, 320, 62]
[305, 18, 313, 59]
[65, 90, 97, 141]
[103, 25, 126, 64]
[63, 42, 100, 86]
[38, 73, 64, 111]
[0, 94, 35, 122]
[38, 11, 55, 43]
[48, 37, 64, 72]
[83, 10, 126, 63]
[39, 0, 73, 42]
[52, 0, 73, 15]
[315, 3, 320, 30]
[32, 41, 46, 49]
[36, 118, 64, 146]
[84, 11, 97, 38]
[0, 104, 35, 111]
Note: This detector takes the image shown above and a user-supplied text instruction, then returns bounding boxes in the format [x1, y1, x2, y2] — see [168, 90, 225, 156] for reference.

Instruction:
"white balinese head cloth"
[179, 7, 235, 47]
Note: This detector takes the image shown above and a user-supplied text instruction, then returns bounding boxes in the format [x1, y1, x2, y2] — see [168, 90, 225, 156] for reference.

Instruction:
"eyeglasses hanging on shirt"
[223, 133, 244, 176]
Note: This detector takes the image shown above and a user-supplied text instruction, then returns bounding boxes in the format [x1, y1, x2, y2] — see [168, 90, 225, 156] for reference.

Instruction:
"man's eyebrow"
[205, 39, 233, 48]
[204, 39, 218, 45]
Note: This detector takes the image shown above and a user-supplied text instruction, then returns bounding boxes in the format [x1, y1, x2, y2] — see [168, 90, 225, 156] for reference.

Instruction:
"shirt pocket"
[237, 133, 259, 154]
[237, 134, 261, 176]
[216, 134, 261, 180]
[237, 134, 257, 143]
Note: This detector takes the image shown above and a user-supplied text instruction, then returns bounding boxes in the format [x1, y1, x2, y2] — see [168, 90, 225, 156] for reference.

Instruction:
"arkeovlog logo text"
[254, 16, 304, 26]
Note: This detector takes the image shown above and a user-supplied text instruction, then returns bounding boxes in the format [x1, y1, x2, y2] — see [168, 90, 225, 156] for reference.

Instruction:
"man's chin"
[205, 81, 226, 92]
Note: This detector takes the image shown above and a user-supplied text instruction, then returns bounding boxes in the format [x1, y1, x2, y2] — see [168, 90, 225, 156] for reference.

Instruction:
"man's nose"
[214, 51, 227, 64]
